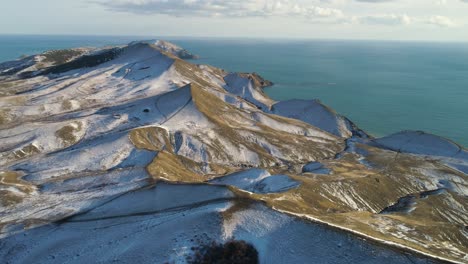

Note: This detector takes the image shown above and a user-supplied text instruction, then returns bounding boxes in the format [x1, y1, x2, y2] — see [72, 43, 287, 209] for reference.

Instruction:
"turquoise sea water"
[1, 35, 467, 147]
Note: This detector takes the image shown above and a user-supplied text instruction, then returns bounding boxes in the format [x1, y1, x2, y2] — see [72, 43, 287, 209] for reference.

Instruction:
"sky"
[0, 0, 467, 42]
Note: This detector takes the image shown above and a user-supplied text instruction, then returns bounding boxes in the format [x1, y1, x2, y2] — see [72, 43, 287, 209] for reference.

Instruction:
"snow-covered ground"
[210, 169, 300, 194]
[0, 40, 466, 263]
[0, 183, 437, 264]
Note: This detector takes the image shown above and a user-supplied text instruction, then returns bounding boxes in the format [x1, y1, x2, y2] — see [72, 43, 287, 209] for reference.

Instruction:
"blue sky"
[1, 0, 467, 41]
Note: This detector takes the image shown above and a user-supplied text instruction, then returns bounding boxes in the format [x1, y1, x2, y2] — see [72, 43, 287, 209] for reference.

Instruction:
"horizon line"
[1, 33, 468, 45]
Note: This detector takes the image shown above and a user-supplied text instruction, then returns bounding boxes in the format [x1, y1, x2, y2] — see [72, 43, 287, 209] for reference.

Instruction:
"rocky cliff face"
[0, 41, 466, 264]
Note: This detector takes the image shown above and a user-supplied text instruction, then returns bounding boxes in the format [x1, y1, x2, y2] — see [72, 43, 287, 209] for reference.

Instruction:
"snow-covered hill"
[0, 40, 466, 263]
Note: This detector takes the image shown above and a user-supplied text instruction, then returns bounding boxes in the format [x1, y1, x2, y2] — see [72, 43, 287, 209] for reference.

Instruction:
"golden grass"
[0, 109, 10, 126]
[174, 60, 224, 91]
[129, 127, 173, 152]
[146, 151, 206, 182]
[0, 171, 36, 207]
[0, 79, 32, 96]
[13, 143, 40, 159]
[61, 100, 74, 111]
[55, 122, 83, 147]
[190, 84, 343, 165]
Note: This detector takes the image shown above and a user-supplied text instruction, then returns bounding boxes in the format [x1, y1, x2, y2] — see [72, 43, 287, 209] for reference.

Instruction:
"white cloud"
[100, 0, 345, 20]
[97, 0, 464, 29]
[427, 15, 457, 27]
[359, 14, 413, 25]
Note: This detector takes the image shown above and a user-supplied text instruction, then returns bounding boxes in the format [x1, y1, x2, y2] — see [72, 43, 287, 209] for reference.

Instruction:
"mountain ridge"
[0, 40, 466, 264]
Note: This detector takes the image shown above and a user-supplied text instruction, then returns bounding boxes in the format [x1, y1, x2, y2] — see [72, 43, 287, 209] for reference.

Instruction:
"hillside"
[0, 40, 467, 264]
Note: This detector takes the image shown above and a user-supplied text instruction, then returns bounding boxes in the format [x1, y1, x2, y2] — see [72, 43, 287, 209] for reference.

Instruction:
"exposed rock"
[154, 40, 200, 59]
[238, 72, 274, 88]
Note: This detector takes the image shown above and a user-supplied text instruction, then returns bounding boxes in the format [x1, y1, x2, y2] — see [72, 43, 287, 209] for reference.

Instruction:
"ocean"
[1, 35, 467, 147]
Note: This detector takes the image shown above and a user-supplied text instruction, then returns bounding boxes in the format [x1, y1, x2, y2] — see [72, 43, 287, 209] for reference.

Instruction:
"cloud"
[359, 14, 412, 25]
[98, 0, 344, 20]
[97, 0, 461, 29]
[427, 15, 457, 27]
[358, 14, 458, 28]
[353, 0, 394, 2]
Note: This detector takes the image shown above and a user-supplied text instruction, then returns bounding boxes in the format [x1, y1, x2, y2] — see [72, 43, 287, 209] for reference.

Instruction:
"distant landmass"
[0, 40, 466, 263]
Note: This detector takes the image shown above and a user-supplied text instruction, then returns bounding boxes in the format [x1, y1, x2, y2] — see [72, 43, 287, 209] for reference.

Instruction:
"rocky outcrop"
[154, 40, 199, 59]
[238, 72, 274, 88]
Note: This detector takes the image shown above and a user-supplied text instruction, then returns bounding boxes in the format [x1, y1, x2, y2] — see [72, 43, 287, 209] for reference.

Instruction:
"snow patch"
[374, 131, 466, 159]
[211, 169, 300, 194]
[302, 162, 331, 174]
[271, 99, 353, 138]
